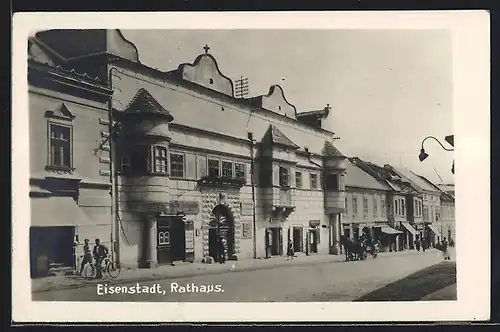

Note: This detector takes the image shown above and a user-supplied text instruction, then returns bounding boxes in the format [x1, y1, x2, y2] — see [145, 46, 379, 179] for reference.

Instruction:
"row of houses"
[27, 29, 455, 276]
[342, 158, 455, 253]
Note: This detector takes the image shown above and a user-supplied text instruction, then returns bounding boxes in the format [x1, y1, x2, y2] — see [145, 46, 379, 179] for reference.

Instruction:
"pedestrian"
[218, 236, 226, 264]
[415, 239, 421, 251]
[442, 237, 450, 260]
[92, 238, 109, 278]
[287, 239, 294, 260]
[422, 238, 426, 252]
[77, 239, 92, 276]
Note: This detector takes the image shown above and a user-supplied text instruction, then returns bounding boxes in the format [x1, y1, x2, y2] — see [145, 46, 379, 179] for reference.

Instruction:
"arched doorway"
[209, 204, 235, 261]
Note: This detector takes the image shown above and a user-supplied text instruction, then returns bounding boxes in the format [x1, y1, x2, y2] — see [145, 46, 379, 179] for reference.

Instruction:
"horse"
[339, 236, 366, 261]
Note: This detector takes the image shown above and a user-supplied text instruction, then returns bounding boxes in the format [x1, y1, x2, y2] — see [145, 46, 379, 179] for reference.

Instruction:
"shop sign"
[185, 230, 195, 253]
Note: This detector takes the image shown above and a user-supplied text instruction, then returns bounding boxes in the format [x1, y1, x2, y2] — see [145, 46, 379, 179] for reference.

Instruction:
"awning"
[31, 197, 94, 227]
[426, 224, 441, 235]
[326, 207, 345, 214]
[30, 185, 51, 195]
[381, 226, 403, 235]
[401, 222, 418, 236]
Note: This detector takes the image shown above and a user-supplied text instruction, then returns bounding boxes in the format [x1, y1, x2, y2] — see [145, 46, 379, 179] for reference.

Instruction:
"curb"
[32, 250, 440, 294]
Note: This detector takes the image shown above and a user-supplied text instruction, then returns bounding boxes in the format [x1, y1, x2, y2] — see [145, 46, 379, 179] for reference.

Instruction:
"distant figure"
[450, 239, 455, 248]
[92, 238, 108, 278]
[78, 239, 92, 276]
[287, 239, 294, 260]
[218, 236, 226, 264]
[415, 239, 421, 251]
[442, 237, 450, 260]
[422, 238, 426, 252]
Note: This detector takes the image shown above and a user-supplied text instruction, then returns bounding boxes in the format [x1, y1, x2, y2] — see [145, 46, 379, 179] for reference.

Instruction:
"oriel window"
[153, 146, 167, 174]
[279, 167, 290, 187]
[310, 173, 318, 189]
[49, 124, 72, 168]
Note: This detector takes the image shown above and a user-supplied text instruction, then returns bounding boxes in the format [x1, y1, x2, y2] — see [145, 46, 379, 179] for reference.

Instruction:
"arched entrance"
[209, 204, 235, 261]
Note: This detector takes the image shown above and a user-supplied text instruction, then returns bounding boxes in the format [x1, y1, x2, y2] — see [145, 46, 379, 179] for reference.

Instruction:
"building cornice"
[28, 60, 113, 101]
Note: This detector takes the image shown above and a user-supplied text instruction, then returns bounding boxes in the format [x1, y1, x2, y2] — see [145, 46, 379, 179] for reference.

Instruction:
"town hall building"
[28, 29, 349, 272]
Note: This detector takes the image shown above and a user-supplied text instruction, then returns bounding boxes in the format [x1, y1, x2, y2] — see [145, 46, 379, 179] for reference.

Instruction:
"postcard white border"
[12, 11, 490, 322]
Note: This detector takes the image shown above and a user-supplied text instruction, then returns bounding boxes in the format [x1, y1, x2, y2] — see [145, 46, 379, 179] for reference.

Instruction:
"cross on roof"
[203, 44, 210, 54]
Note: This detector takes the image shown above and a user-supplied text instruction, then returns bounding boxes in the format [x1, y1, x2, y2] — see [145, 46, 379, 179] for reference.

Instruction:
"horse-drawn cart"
[341, 238, 379, 262]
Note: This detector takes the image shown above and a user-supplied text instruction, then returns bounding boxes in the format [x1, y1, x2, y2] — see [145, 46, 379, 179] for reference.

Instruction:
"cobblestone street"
[33, 249, 451, 302]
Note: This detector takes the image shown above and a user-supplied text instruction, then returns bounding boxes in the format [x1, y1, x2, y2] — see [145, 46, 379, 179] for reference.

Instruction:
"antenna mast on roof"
[235, 76, 249, 99]
[433, 167, 444, 183]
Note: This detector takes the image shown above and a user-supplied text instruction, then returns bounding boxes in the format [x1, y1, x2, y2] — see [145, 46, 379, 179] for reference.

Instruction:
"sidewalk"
[31, 248, 439, 293]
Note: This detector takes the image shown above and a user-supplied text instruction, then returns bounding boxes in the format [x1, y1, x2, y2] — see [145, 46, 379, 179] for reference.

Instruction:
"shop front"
[127, 200, 199, 268]
[401, 222, 418, 250]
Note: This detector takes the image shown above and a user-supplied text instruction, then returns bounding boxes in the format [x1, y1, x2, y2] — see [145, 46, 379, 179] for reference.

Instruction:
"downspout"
[108, 67, 120, 265]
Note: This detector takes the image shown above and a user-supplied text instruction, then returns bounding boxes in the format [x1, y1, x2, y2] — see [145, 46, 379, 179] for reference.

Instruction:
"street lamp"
[418, 135, 454, 174]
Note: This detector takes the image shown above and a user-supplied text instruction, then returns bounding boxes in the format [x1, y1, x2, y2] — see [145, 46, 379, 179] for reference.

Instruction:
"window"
[222, 161, 233, 178]
[49, 124, 72, 168]
[279, 167, 290, 187]
[423, 206, 429, 221]
[352, 196, 358, 216]
[381, 197, 386, 216]
[208, 159, 220, 177]
[235, 163, 245, 179]
[170, 153, 185, 178]
[363, 197, 368, 216]
[320, 173, 324, 189]
[310, 173, 318, 189]
[295, 171, 302, 188]
[394, 199, 398, 216]
[158, 231, 170, 245]
[324, 173, 339, 190]
[373, 196, 378, 215]
[120, 156, 131, 173]
[152, 146, 167, 173]
[401, 199, 406, 216]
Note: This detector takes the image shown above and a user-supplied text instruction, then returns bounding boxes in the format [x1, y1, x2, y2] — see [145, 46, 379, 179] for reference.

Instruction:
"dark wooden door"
[157, 217, 172, 265]
[278, 227, 283, 255]
[171, 217, 185, 262]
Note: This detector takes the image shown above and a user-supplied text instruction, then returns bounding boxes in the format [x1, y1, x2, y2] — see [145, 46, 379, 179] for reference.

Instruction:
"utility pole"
[248, 132, 257, 259]
[235, 76, 249, 99]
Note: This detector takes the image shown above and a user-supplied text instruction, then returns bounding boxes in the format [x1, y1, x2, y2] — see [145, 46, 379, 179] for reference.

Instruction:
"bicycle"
[82, 255, 121, 280]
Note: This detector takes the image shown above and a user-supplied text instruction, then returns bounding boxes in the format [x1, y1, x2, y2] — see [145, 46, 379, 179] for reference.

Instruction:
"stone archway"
[208, 204, 235, 261]
[200, 190, 241, 259]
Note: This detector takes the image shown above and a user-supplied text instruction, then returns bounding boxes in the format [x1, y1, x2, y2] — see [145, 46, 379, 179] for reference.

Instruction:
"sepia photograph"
[12, 11, 490, 322]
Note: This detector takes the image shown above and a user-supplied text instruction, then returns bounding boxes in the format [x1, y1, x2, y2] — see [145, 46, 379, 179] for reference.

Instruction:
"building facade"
[389, 167, 442, 247]
[342, 159, 404, 252]
[28, 29, 349, 271]
[28, 34, 115, 276]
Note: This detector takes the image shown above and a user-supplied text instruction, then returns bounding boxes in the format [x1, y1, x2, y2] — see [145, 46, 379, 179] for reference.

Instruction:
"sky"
[122, 29, 454, 184]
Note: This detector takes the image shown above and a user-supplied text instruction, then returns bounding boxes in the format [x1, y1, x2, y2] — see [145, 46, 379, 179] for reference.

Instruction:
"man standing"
[77, 239, 92, 276]
[92, 238, 108, 278]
